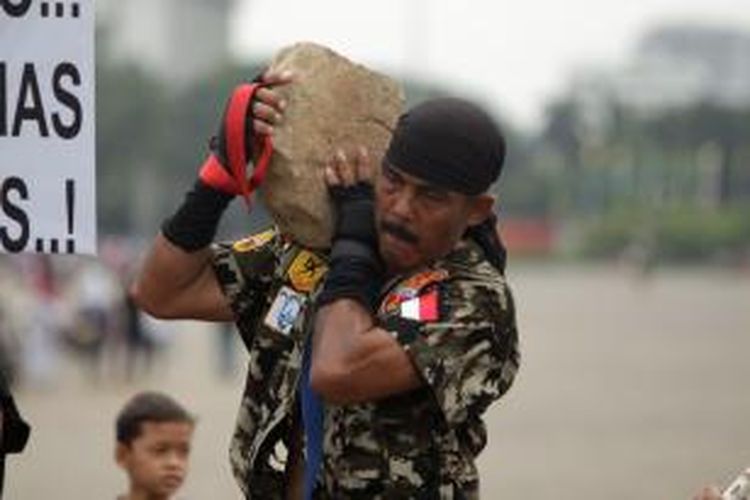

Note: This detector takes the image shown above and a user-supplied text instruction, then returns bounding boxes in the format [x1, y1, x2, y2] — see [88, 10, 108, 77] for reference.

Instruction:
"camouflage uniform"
[212, 228, 519, 499]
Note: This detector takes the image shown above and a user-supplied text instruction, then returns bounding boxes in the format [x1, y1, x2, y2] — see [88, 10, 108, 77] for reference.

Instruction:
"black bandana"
[385, 97, 506, 195]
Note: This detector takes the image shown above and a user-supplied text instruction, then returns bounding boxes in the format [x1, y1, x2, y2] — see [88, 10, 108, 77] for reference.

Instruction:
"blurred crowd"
[0, 238, 176, 389]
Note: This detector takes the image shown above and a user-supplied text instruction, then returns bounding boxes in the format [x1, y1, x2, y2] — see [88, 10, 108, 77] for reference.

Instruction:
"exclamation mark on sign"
[65, 179, 75, 253]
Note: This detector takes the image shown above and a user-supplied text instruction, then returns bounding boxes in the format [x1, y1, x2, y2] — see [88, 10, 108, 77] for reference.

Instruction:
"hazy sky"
[229, 0, 750, 131]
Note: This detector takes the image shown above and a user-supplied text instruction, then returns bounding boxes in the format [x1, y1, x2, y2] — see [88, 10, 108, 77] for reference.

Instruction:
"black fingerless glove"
[161, 180, 233, 251]
[316, 183, 384, 311]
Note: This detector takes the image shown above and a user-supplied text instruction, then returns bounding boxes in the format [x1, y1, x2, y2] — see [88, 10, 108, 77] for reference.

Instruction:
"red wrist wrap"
[198, 83, 274, 208]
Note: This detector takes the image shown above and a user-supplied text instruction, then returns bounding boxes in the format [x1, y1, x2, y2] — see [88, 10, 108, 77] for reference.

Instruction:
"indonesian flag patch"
[380, 269, 449, 315]
[399, 289, 439, 322]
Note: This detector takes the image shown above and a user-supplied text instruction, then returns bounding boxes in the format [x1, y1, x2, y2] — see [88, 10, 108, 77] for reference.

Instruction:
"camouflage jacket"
[212, 228, 520, 499]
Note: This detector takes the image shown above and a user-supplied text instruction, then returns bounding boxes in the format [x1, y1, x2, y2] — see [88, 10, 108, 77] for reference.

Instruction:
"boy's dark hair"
[116, 391, 194, 446]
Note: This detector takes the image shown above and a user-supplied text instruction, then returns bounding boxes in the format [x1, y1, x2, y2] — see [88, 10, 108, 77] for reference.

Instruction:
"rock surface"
[261, 42, 404, 249]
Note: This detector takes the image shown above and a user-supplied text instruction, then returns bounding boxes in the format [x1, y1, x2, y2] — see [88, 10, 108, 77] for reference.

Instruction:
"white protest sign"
[0, 0, 95, 254]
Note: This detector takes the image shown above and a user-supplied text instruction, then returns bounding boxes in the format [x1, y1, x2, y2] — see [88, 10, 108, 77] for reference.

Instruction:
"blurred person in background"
[693, 467, 750, 500]
[132, 67, 519, 499]
[694, 486, 722, 499]
[68, 259, 120, 382]
[115, 391, 195, 500]
[120, 290, 158, 381]
[214, 322, 237, 380]
[22, 255, 63, 388]
[0, 299, 21, 388]
[101, 237, 167, 383]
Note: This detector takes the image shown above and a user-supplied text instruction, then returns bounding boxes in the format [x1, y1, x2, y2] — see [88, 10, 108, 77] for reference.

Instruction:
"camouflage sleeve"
[383, 279, 520, 426]
[211, 229, 280, 341]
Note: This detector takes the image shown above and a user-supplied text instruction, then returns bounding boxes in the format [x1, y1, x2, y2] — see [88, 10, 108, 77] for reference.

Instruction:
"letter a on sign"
[0, 0, 96, 254]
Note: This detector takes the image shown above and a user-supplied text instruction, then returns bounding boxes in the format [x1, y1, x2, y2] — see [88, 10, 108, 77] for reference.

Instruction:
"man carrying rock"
[132, 66, 520, 499]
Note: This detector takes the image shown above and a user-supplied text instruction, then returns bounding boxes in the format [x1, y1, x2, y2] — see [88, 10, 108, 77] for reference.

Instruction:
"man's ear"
[115, 442, 130, 469]
[466, 194, 494, 226]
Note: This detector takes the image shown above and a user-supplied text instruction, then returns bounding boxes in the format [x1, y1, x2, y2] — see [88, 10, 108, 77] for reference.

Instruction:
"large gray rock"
[261, 42, 404, 249]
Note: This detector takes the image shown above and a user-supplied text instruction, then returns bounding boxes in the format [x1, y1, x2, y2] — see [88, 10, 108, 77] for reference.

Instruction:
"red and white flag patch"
[399, 289, 439, 322]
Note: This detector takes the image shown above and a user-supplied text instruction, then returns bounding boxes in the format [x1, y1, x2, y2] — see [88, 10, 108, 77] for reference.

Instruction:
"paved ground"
[5, 263, 750, 499]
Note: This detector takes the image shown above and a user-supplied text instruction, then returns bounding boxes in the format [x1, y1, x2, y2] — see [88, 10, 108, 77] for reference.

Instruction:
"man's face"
[375, 162, 489, 275]
[117, 421, 193, 499]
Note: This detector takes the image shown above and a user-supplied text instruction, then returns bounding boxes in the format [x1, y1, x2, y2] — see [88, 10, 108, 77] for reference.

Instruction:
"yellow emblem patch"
[232, 229, 275, 253]
[288, 250, 327, 293]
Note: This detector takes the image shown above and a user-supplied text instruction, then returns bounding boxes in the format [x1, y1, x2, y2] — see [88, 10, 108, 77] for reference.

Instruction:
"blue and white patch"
[264, 286, 306, 335]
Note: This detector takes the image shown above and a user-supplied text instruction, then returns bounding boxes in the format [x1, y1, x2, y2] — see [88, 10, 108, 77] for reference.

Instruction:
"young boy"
[115, 391, 195, 500]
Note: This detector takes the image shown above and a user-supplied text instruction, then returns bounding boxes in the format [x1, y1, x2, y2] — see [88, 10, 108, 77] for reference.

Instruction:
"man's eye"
[381, 171, 401, 190]
[422, 190, 447, 202]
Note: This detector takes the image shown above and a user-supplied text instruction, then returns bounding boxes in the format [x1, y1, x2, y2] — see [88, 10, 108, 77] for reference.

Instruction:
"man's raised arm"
[131, 235, 229, 321]
[310, 149, 422, 404]
[131, 71, 292, 322]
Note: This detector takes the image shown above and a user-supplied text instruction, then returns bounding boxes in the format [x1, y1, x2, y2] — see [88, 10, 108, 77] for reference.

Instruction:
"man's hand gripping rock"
[161, 70, 292, 252]
[317, 148, 384, 311]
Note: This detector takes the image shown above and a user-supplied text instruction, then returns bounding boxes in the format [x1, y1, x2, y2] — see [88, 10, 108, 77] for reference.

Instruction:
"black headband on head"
[384, 97, 506, 196]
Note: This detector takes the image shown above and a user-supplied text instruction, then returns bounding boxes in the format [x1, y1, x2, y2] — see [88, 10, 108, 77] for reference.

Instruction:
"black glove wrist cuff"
[316, 239, 383, 311]
[331, 183, 377, 246]
[161, 180, 234, 252]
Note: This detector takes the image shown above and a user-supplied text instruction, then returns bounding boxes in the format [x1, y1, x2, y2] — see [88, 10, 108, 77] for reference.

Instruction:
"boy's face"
[116, 421, 194, 499]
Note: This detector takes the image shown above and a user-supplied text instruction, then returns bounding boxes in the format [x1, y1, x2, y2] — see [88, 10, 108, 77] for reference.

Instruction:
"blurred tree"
[543, 99, 583, 173]
[646, 103, 750, 204]
[96, 53, 168, 234]
[539, 99, 587, 215]
[532, 86, 750, 261]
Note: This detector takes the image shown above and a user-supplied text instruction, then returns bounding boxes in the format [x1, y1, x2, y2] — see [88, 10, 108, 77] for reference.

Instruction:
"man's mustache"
[380, 220, 419, 245]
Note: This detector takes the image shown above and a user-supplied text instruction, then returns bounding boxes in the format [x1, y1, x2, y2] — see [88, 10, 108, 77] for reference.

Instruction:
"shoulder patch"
[380, 269, 449, 314]
[401, 269, 449, 291]
[232, 229, 275, 253]
[398, 288, 439, 322]
[287, 250, 327, 293]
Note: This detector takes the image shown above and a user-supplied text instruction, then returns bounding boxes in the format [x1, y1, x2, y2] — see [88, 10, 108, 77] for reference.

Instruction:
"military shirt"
[212, 228, 520, 499]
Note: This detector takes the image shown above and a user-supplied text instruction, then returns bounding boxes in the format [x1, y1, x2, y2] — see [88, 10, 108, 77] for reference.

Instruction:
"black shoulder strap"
[465, 213, 507, 274]
[0, 368, 30, 497]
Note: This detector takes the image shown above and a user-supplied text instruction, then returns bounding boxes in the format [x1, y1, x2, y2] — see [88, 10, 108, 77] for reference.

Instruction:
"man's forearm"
[130, 73, 290, 323]
[313, 299, 373, 372]
[131, 233, 232, 321]
[311, 299, 421, 404]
